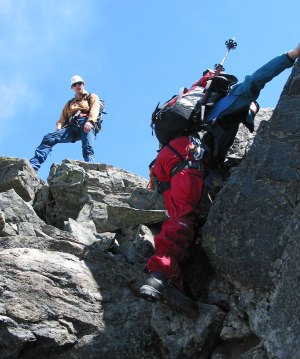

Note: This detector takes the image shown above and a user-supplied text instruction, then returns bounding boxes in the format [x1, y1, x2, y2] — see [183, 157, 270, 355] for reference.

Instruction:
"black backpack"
[151, 73, 238, 146]
[86, 93, 105, 135]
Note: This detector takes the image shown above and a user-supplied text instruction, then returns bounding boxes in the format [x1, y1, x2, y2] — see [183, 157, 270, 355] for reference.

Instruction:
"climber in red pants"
[140, 43, 300, 316]
[140, 135, 204, 315]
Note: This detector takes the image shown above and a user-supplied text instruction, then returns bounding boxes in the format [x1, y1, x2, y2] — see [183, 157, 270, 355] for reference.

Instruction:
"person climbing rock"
[140, 43, 300, 315]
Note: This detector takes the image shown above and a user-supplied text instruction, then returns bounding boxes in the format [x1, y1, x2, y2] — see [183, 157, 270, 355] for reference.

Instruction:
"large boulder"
[0, 157, 42, 202]
[33, 160, 167, 232]
[202, 56, 300, 358]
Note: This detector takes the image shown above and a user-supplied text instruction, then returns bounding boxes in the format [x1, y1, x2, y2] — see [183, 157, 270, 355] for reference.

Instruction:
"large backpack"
[150, 73, 238, 146]
[86, 93, 105, 135]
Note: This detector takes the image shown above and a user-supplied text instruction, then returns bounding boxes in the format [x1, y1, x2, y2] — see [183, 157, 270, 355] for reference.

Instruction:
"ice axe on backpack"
[214, 38, 237, 73]
[193, 38, 238, 122]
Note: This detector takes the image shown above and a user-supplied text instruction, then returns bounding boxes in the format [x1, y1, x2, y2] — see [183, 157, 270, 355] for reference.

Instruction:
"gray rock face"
[0, 211, 5, 231]
[0, 157, 42, 202]
[0, 61, 299, 358]
[0, 158, 224, 359]
[202, 60, 300, 358]
[33, 160, 167, 232]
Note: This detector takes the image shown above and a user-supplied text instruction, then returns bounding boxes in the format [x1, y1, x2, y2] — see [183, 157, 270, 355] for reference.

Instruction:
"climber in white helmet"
[29, 75, 103, 171]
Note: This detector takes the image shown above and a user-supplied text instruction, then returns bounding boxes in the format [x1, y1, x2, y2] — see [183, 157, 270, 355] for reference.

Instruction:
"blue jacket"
[205, 53, 294, 124]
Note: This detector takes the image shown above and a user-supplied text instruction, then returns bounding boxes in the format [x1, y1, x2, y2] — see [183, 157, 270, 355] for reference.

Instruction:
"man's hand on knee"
[84, 121, 94, 133]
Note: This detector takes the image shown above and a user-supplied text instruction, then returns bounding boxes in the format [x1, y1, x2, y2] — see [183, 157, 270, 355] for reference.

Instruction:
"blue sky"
[0, 0, 299, 182]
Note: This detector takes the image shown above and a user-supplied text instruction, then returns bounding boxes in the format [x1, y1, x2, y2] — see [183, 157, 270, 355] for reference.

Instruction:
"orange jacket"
[56, 92, 101, 127]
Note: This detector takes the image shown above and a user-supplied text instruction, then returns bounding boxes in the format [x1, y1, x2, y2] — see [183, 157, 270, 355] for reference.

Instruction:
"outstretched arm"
[287, 43, 300, 61]
[205, 42, 300, 122]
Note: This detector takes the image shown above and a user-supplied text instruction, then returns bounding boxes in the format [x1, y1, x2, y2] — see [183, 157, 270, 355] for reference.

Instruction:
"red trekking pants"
[147, 168, 204, 290]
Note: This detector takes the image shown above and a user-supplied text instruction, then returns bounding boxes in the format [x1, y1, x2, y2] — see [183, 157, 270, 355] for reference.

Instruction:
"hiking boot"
[85, 155, 95, 163]
[139, 272, 198, 316]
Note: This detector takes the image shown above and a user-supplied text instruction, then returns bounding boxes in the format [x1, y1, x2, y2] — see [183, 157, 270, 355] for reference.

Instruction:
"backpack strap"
[167, 143, 204, 178]
[87, 92, 106, 115]
[157, 181, 171, 194]
[170, 161, 205, 178]
[66, 97, 82, 125]
[68, 93, 90, 106]
[167, 143, 185, 162]
[85, 92, 91, 112]
[67, 93, 90, 113]
[68, 97, 74, 106]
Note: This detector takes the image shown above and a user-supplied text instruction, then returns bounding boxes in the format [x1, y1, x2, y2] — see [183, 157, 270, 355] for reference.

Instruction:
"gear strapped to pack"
[147, 39, 263, 195]
[167, 143, 205, 178]
[150, 72, 238, 147]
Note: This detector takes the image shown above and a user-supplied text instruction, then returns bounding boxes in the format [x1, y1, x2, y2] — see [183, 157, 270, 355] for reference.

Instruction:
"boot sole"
[140, 284, 198, 317]
[139, 285, 162, 302]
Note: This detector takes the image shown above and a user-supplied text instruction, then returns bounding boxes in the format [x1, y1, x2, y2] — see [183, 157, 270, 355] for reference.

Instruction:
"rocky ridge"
[0, 60, 299, 359]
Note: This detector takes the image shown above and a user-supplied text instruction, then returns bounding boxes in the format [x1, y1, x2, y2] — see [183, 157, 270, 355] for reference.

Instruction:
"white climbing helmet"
[70, 75, 85, 87]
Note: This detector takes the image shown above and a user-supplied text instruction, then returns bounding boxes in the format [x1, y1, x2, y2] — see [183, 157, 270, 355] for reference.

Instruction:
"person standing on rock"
[29, 75, 103, 171]
[139, 43, 300, 315]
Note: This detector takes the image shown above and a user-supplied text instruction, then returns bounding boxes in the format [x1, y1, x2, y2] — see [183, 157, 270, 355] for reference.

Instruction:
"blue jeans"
[30, 118, 95, 171]
[205, 53, 294, 123]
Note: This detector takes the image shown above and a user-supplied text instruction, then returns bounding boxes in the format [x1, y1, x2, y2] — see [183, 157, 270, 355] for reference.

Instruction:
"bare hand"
[84, 121, 93, 133]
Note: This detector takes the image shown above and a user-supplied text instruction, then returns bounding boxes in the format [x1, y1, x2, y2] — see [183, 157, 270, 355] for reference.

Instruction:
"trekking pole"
[215, 38, 237, 73]
[196, 38, 238, 121]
